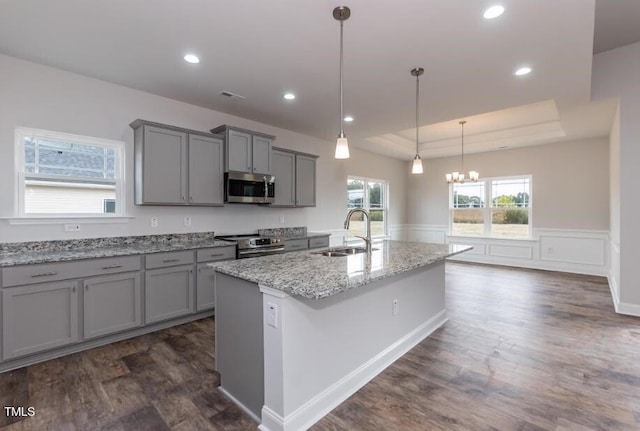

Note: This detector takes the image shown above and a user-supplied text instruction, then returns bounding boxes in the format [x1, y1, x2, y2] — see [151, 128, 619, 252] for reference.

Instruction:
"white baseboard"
[259, 309, 448, 431]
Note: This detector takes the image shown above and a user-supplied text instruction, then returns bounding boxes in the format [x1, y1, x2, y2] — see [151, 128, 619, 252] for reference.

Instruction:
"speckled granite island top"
[213, 240, 472, 299]
[0, 233, 235, 267]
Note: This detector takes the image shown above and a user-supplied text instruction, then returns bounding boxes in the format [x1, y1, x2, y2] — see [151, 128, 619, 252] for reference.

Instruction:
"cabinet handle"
[181, 196, 186, 201]
[85, 285, 89, 290]
[30, 271, 58, 278]
[101, 264, 123, 270]
[210, 253, 224, 257]
[162, 258, 180, 263]
[190, 196, 193, 202]
[72, 286, 76, 292]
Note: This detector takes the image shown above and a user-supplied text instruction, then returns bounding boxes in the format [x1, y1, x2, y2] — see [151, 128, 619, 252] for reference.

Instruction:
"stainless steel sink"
[316, 246, 376, 257]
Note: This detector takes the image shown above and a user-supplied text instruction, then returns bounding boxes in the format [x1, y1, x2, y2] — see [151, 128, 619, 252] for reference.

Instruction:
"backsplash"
[258, 226, 307, 239]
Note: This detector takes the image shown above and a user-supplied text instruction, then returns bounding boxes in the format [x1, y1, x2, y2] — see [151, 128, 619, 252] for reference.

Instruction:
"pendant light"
[333, 6, 351, 159]
[446, 121, 479, 183]
[411, 67, 424, 174]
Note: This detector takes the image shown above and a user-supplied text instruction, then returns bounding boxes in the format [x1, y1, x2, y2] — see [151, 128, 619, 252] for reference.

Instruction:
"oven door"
[225, 172, 275, 204]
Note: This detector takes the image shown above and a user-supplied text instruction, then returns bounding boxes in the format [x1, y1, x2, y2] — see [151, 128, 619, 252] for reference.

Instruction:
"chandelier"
[446, 120, 479, 183]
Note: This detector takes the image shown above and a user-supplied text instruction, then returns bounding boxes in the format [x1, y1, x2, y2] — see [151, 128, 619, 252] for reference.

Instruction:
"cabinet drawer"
[284, 238, 308, 252]
[196, 246, 236, 263]
[308, 236, 330, 249]
[2, 255, 141, 287]
[145, 250, 195, 269]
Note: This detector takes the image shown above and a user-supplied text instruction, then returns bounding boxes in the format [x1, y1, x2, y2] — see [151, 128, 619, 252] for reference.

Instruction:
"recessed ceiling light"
[283, 93, 296, 100]
[514, 66, 532, 76]
[483, 5, 505, 19]
[344, 116, 354, 122]
[184, 54, 200, 64]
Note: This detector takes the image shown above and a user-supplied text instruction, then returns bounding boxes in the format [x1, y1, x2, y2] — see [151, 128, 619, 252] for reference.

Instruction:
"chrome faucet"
[344, 208, 372, 254]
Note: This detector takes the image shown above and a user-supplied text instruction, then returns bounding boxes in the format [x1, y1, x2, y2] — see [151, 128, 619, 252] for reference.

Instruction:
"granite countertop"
[0, 234, 235, 267]
[212, 240, 472, 300]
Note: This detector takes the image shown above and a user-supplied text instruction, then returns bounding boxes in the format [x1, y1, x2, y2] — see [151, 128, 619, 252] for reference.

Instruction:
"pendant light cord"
[460, 120, 466, 172]
[339, 19, 344, 135]
[415, 72, 419, 154]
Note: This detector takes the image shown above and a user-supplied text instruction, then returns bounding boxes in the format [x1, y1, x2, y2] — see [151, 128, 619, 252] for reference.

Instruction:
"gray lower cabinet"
[284, 238, 309, 252]
[195, 246, 236, 311]
[271, 147, 318, 207]
[131, 119, 224, 206]
[2, 281, 79, 360]
[145, 264, 195, 324]
[83, 272, 141, 339]
[309, 236, 330, 249]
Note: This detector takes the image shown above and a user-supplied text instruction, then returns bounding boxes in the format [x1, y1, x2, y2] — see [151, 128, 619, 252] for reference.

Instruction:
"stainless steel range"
[217, 234, 285, 259]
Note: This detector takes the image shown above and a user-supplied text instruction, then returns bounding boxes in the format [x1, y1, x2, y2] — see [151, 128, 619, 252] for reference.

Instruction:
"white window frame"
[347, 175, 388, 238]
[449, 175, 532, 239]
[14, 127, 126, 218]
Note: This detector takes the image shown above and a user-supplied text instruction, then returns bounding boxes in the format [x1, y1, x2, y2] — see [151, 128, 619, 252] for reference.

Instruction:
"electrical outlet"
[183, 217, 192, 227]
[392, 299, 399, 316]
[279, 215, 285, 224]
[150, 217, 158, 228]
[267, 302, 278, 328]
[64, 224, 80, 232]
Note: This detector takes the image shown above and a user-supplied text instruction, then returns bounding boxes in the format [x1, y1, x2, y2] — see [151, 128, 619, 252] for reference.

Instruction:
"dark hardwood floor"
[2, 262, 639, 430]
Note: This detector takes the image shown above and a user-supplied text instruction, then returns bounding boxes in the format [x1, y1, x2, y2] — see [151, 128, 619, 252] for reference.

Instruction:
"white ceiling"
[0, 0, 636, 160]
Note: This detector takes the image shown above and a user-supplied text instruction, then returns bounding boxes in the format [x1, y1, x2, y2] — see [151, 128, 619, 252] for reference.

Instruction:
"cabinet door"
[284, 238, 308, 252]
[295, 155, 316, 207]
[196, 262, 216, 311]
[252, 135, 272, 175]
[272, 149, 296, 206]
[83, 272, 141, 339]
[142, 125, 188, 204]
[188, 134, 224, 205]
[145, 265, 194, 324]
[227, 129, 252, 173]
[2, 281, 78, 360]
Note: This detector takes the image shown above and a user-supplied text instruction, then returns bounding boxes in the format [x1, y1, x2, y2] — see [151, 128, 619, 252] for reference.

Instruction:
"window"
[450, 176, 531, 239]
[16, 127, 125, 217]
[347, 176, 388, 238]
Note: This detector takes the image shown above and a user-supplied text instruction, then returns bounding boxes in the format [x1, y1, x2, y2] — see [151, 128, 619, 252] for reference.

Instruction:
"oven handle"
[238, 246, 285, 258]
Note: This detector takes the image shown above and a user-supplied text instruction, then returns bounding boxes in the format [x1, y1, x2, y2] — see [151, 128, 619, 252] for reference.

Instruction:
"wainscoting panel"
[402, 225, 447, 244]
[539, 232, 606, 266]
[488, 243, 534, 259]
[444, 227, 608, 277]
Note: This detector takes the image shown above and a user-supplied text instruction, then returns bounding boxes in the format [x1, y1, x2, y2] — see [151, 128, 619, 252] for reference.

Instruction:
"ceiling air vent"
[219, 91, 245, 101]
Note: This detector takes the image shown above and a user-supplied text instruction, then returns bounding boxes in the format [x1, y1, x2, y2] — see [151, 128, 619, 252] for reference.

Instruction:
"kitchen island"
[212, 240, 471, 431]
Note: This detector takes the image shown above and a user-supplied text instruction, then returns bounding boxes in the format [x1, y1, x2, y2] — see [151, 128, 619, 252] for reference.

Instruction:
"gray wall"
[0, 53, 408, 242]
[593, 40, 640, 309]
[406, 137, 610, 230]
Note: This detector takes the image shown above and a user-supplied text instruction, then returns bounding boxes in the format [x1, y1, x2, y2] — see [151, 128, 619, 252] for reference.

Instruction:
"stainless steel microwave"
[225, 172, 275, 204]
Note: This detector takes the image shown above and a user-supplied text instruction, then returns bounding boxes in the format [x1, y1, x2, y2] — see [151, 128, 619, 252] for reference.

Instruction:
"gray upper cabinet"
[295, 154, 317, 207]
[211, 125, 274, 175]
[272, 149, 296, 206]
[131, 119, 224, 206]
[270, 147, 318, 207]
[252, 134, 273, 175]
[227, 129, 252, 173]
[188, 134, 224, 205]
